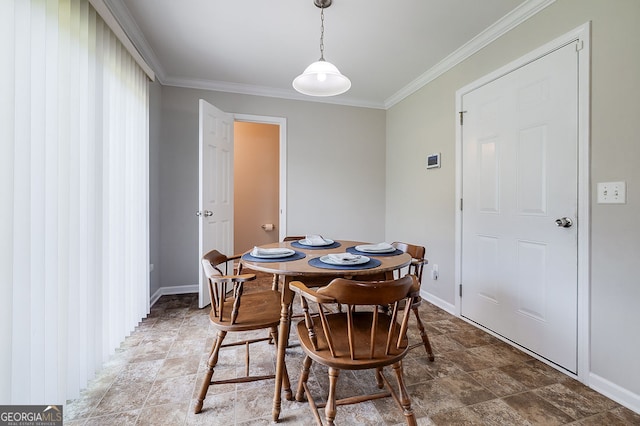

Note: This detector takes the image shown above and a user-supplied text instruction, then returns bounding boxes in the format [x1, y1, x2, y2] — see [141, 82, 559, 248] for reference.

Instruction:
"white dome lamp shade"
[293, 59, 351, 97]
[293, 0, 351, 97]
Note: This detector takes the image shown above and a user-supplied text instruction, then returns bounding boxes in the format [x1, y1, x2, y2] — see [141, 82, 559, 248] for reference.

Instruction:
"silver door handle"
[195, 211, 202, 217]
[203, 210, 213, 217]
[555, 217, 573, 228]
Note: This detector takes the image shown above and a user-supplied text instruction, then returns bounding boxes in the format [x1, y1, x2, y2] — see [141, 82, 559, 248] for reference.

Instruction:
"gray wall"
[385, 0, 639, 404]
[155, 86, 386, 290]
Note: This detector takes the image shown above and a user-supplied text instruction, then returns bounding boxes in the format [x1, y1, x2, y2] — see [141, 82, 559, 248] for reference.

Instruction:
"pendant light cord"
[319, 6, 325, 61]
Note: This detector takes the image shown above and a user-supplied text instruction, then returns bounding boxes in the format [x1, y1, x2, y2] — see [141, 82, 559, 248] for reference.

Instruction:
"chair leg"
[267, 275, 281, 346]
[325, 367, 339, 426]
[295, 355, 313, 402]
[412, 304, 435, 362]
[375, 367, 384, 389]
[391, 361, 417, 426]
[194, 330, 227, 414]
[270, 326, 292, 400]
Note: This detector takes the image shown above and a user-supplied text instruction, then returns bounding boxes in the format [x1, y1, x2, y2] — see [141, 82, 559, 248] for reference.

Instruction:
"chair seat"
[297, 312, 409, 370]
[210, 289, 282, 332]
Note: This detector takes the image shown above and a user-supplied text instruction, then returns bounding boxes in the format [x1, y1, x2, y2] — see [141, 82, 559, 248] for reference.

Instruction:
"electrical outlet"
[597, 181, 626, 204]
[431, 264, 439, 280]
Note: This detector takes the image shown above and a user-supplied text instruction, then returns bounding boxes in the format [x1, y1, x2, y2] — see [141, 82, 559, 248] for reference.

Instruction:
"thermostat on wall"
[426, 153, 441, 169]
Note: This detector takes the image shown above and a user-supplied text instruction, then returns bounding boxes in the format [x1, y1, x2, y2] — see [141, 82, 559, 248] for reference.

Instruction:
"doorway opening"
[234, 122, 279, 253]
[198, 102, 287, 308]
[234, 114, 288, 252]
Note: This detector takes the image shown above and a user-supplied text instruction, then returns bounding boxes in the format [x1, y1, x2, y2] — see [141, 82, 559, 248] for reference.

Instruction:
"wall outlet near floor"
[431, 264, 439, 280]
[597, 181, 626, 204]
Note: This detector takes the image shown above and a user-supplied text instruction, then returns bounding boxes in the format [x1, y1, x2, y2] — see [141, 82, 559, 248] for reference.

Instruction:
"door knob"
[195, 210, 202, 217]
[203, 210, 213, 217]
[555, 217, 573, 228]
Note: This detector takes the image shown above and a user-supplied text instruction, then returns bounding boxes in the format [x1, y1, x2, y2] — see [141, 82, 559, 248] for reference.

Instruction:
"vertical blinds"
[0, 0, 149, 404]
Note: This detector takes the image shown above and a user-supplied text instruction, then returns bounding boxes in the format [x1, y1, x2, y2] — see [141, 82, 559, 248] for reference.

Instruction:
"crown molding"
[89, 0, 155, 79]
[164, 76, 386, 109]
[384, 0, 556, 109]
[103, 0, 167, 83]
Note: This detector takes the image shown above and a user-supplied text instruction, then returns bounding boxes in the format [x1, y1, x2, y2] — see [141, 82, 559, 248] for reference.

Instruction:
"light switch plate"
[597, 181, 626, 204]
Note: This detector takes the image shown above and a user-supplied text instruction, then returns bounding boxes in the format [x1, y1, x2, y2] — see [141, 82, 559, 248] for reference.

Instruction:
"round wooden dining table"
[239, 240, 412, 422]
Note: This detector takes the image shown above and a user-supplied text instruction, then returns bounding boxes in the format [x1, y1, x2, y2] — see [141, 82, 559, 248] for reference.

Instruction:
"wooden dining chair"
[391, 241, 435, 361]
[194, 249, 290, 414]
[290, 275, 419, 426]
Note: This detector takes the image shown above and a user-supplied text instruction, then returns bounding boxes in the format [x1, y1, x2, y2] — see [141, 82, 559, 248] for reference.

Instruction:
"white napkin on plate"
[251, 246, 290, 257]
[305, 234, 328, 245]
[328, 253, 361, 263]
[362, 242, 393, 251]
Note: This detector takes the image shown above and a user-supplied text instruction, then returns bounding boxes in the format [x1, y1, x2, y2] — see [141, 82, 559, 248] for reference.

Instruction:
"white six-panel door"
[198, 99, 234, 308]
[461, 42, 579, 372]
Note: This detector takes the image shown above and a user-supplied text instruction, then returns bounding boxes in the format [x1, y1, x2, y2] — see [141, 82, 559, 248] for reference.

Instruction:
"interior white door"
[198, 99, 234, 308]
[461, 43, 578, 372]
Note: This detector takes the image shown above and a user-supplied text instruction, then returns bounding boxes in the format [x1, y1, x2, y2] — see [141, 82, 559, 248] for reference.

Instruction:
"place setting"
[241, 246, 306, 262]
[346, 242, 404, 257]
[308, 252, 381, 270]
[290, 234, 341, 249]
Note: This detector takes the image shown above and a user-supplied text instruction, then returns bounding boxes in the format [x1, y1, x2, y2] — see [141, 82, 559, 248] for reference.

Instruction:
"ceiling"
[107, 0, 550, 109]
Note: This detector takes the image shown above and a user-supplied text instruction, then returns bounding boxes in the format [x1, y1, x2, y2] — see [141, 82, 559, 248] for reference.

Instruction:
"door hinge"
[575, 40, 584, 51]
[459, 110, 467, 125]
[460, 198, 463, 211]
[459, 284, 463, 298]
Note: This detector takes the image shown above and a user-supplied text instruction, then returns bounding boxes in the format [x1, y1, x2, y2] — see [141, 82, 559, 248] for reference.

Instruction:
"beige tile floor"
[64, 280, 640, 425]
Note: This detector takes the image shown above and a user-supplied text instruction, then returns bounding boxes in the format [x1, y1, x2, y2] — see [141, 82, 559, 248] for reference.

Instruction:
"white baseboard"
[150, 285, 198, 307]
[589, 372, 640, 414]
[421, 289, 456, 315]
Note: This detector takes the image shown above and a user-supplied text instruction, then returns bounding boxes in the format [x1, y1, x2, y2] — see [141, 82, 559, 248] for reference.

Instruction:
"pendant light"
[293, 0, 351, 97]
